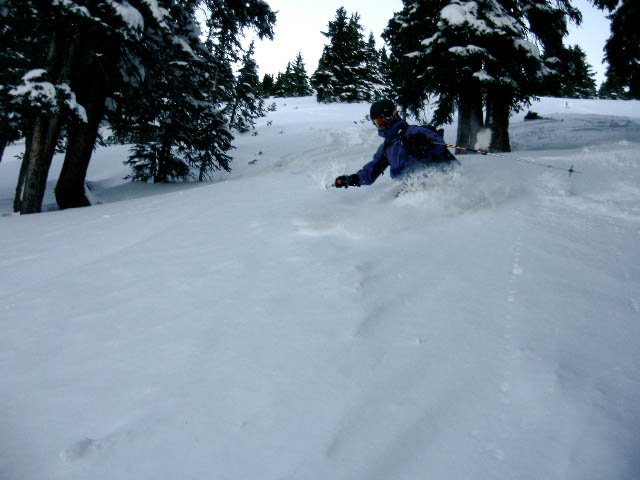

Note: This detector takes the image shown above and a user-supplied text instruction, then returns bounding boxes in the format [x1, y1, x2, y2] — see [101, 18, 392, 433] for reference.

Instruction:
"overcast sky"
[246, 0, 610, 86]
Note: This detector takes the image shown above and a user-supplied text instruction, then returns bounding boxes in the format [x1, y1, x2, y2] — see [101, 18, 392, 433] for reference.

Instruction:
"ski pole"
[435, 142, 579, 176]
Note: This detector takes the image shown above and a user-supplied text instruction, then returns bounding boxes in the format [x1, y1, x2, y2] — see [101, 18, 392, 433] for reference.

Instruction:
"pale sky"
[246, 0, 610, 86]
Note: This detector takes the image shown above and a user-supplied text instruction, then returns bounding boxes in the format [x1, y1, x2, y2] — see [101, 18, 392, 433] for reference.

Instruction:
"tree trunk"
[456, 99, 470, 150]
[470, 96, 484, 147]
[55, 79, 107, 209]
[456, 86, 483, 151]
[229, 99, 239, 130]
[155, 134, 173, 183]
[0, 132, 7, 164]
[13, 129, 32, 213]
[485, 101, 492, 130]
[487, 91, 511, 152]
[199, 157, 207, 182]
[19, 30, 80, 214]
[20, 113, 65, 213]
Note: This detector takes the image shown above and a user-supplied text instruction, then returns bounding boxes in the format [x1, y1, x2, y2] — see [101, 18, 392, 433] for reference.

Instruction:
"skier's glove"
[335, 174, 360, 188]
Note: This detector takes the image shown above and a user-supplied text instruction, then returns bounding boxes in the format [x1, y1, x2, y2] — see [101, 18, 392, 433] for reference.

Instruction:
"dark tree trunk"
[229, 99, 239, 130]
[13, 129, 32, 213]
[487, 91, 511, 152]
[20, 113, 65, 213]
[56, 77, 107, 209]
[199, 159, 207, 182]
[154, 132, 173, 183]
[456, 101, 470, 150]
[19, 30, 80, 214]
[456, 85, 484, 151]
[0, 132, 7, 164]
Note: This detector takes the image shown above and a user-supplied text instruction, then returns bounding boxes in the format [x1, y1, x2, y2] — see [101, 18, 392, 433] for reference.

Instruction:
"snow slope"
[1, 97, 639, 480]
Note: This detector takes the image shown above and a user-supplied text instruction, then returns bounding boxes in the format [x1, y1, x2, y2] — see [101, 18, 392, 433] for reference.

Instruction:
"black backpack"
[399, 124, 457, 162]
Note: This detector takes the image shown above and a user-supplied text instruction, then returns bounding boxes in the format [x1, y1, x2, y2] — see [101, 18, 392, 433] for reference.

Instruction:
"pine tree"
[291, 52, 313, 97]
[0, 1, 48, 212]
[55, 0, 161, 208]
[274, 63, 295, 97]
[384, 0, 580, 151]
[592, 0, 639, 99]
[598, 70, 628, 99]
[339, 14, 372, 102]
[0, 1, 44, 165]
[311, 7, 374, 103]
[6, 0, 152, 212]
[545, 45, 597, 98]
[122, 1, 275, 183]
[123, 3, 228, 182]
[5, 0, 276, 211]
[270, 54, 312, 98]
[229, 41, 264, 133]
[273, 72, 285, 97]
[362, 32, 387, 100]
[261, 74, 276, 97]
[312, 7, 349, 102]
[378, 47, 393, 100]
[383, 0, 447, 119]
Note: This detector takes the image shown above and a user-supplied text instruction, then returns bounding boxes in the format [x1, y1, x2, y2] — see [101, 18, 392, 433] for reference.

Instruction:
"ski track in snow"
[493, 209, 525, 466]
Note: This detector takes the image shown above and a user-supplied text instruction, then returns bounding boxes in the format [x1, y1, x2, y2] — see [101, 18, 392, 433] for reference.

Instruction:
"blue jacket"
[356, 119, 447, 186]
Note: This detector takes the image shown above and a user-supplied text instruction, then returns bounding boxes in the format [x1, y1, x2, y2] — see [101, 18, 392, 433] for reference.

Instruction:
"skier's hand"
[334, 174, 360, 188]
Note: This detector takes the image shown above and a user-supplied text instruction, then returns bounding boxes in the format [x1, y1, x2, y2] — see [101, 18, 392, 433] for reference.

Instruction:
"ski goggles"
[372, 115, 394, 130]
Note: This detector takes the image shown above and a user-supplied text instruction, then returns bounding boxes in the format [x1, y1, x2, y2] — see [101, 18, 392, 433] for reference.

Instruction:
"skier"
[334, 99, 456, 188]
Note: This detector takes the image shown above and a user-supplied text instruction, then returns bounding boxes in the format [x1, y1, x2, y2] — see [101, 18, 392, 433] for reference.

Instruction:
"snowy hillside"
[1, 96, 639, 480]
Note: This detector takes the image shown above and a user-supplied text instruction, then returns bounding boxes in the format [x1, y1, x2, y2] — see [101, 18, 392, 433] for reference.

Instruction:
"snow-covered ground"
[1, 96, 639, 480]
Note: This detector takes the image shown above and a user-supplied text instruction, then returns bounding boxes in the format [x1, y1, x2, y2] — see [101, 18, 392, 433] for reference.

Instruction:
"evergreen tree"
[6, 0, 156, 212]
[0, 2, 44, 165]
[567, 46, 597, 98]
[291, 52, 313, 97]
[122, 1, 275, 183]
[598, 70, 628, 99]
[261, 73, 275, 97]
[273, 72, 284, 97]
[311, 7, 374, 103]
[229, 41, 264, 133]
[545, 45, 597, 98]
[274, 63, 295, 97]
[592, 0, 639, 99]
[55, 0, 163, 208]
[270, 54, 312, 98]
[362, 32, 387, 100]
[384, 0, 580, 151]
[123, 2, 231, 183]
[383, 1, 449, 121]
[0, 1, 49, 212]
[378, 47, 394, 100]
[4, 0, 276, 210]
